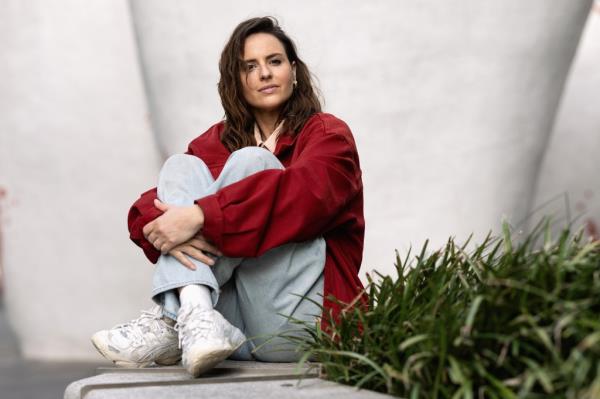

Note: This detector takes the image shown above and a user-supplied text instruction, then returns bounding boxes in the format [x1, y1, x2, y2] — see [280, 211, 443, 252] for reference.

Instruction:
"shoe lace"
[113, 309, 173, 348]
[175, 307, 213, 349]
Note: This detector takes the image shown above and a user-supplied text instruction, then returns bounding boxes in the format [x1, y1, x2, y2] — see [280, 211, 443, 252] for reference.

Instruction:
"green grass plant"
[289, 221, 600, 398]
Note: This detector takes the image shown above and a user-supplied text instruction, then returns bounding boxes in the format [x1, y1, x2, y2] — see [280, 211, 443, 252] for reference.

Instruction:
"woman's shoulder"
[304, 112, 353, 136]
[195, 120, 226, 142]
[302, 112, 356, 145]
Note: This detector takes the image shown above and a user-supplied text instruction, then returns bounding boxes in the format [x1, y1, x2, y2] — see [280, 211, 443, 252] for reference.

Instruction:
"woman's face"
[240, 33, 296, 116]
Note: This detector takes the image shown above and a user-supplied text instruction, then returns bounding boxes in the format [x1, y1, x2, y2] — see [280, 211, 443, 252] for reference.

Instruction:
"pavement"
[0, 303, 103, 399]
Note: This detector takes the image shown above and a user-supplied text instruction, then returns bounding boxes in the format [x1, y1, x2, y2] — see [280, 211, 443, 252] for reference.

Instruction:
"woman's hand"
[143, 199, 205, 253]
[169, 234, 223, 270]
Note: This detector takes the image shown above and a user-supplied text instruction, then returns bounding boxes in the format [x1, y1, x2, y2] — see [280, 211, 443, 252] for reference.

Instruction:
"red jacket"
[128, 112, 365, 321]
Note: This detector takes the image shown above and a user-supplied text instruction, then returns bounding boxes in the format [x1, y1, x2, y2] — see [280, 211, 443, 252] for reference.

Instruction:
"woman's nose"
[259, 64, 272, 80]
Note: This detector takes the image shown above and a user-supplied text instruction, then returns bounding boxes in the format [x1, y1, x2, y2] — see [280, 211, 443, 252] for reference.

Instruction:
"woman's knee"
[227, 147, 283, 171]
[157, 154, 213, 203]
[162, 153, 207, 172]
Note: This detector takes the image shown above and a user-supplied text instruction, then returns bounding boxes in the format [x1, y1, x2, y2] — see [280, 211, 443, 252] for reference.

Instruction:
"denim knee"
[162, 153, 208, 172]
[227, 147, 283, 170]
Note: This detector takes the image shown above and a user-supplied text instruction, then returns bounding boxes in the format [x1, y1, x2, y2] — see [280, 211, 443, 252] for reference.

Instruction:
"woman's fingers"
[153, 199, 170, 212]
[151, 234, 175, 253]
[146, 231, 157, 245]
[160, 240, 178, 253]
[146, 230, 166, 251]
[189, 238, 223, 257]
[142, 205, 204, 252]
[170, 249, 197, 270]
[142, 221, 155, 239]
[154, 238, 165, 252]
[180, 244, 216, 266]
[163, 234, 223, 268]
[168, 238, 220, 268]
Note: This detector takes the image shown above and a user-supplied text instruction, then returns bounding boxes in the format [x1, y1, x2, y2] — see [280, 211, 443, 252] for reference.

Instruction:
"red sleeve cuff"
[141, 241, 160, 264]
[129, 207, 163, 264]
[196, 194, 224, 250]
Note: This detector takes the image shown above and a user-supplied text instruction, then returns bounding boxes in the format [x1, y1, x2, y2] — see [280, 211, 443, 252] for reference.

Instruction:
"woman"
[91, 16, 365, 377]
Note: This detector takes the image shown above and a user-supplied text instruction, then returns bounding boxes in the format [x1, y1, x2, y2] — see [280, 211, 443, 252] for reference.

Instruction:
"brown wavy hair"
[218, 17, 322, 152]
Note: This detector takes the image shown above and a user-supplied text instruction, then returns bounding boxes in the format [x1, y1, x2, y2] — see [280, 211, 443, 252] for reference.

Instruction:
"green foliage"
[289, 221, 600, 398]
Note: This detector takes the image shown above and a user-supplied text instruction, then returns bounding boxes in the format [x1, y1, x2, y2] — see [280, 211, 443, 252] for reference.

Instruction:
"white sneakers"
[176, 304, 246, 377]
[91, 304, 246, 376]
[91, 305, 181, 368]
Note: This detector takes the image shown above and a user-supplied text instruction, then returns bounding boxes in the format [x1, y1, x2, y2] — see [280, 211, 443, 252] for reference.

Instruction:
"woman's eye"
[246, 63, 257, 71]
[270, 59, 282, 65]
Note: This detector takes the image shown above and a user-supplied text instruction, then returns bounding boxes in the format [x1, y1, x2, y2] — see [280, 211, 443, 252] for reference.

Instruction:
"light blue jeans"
[151, 147, 325, 361]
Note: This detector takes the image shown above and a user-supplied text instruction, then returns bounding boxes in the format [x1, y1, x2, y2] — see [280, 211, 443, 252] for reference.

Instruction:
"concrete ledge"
[65, 360, 391, 399]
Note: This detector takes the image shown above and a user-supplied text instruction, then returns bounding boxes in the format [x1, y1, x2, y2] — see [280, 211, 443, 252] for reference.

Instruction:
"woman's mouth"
[259, 85, 278, 94]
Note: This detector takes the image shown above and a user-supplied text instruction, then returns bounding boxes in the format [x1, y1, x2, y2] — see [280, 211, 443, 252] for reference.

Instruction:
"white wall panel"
[0, 0, 161, 360]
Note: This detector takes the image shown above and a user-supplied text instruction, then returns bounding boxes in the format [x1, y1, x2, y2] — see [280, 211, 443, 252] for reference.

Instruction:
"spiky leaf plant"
[288, 221, 600, 398]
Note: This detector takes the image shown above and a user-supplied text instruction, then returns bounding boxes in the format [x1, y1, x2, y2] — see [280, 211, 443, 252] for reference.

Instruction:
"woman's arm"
[128, 115, 361, 262]
[197, 116, 362, 258]
[127, 124, 224, 263]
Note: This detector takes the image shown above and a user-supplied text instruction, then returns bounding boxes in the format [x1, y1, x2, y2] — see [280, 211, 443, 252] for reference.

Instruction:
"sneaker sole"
[186, 346, 235, 377]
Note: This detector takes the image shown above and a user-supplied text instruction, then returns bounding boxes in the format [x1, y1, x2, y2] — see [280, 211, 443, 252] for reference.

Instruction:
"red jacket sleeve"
[128, 188, 163, 263]
[196, 117, 362, 258]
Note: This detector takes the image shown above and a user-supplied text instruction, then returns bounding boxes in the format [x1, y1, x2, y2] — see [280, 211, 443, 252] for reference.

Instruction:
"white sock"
[179, 284, 213, 310]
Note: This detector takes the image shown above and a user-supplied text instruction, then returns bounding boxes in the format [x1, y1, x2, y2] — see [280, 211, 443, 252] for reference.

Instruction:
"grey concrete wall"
[0, 0, 593, 360]
[0, 1, 160, 359]
[532, 3, 600, 237]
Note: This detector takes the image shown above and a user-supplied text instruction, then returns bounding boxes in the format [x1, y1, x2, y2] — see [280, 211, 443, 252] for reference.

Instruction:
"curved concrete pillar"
[532, 4, 600, 238]
[0, 1, 161, 360]
[128, 1, 236, 156]
[129, 1, 592, 281]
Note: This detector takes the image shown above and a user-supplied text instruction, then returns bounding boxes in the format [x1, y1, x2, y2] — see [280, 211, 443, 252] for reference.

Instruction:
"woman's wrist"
[192, 204, 205, 231]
